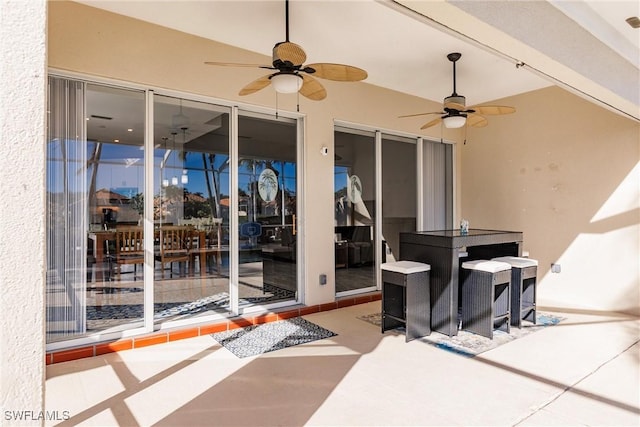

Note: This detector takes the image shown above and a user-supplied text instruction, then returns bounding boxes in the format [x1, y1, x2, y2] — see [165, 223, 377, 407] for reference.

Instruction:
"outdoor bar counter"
[399, 229, 523, 336]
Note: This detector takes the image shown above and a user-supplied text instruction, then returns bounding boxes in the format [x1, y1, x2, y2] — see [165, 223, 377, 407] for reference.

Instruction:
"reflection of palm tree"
[259, 170, 278, 201]
[239, 159, 281, 218]
[130, 192, 144, 215]
[203, 153, 226, 218]
[87, 142, 102, 215]
[179, 151, 224, 218]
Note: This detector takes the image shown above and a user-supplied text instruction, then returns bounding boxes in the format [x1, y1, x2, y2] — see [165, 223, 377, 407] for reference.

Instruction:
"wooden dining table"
[88, 226, 218, 282]
[88, 230, 115, 282]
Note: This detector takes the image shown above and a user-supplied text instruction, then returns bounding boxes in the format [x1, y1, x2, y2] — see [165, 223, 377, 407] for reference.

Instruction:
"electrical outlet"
[551, 263, 561, 273]
[319, 274, 327, 285]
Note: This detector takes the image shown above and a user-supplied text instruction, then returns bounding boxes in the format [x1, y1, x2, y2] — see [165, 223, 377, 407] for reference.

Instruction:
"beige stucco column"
[0, 0, 47, 425]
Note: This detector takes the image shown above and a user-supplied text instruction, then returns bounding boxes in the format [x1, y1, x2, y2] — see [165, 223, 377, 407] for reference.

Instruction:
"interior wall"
[461, 86, 640, 315]
[48, 1, 454, 306]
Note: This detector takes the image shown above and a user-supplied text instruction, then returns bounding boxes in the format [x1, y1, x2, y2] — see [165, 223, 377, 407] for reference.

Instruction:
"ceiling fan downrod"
[444, 52, 466, 108]
[285, 0, 290, 42]
[448, 52, 461, 96]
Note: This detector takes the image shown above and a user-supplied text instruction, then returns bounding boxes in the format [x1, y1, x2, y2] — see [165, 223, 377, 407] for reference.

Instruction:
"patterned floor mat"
[211, 317, 337, 358]
[358, 312, 564, 357]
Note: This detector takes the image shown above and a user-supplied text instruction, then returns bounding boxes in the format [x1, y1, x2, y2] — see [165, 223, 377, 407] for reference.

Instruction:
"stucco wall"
[461, 86, 640, 315]
[1, 0, 47, 424]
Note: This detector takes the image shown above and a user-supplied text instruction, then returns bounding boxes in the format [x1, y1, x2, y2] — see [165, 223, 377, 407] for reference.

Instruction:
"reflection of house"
[219, 198, 234, 217]
[184, 192, 206, 203]
[220, 197, 249, 217]
[92, 188, 140, 224]
[95, 188, 130, 205]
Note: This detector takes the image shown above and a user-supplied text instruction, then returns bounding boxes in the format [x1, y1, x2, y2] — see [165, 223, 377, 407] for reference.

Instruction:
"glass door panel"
[153, 95, 231, 322]
[382, 134, 417, 262]
[46, 78, 147, 342]
[85, 84, 147, 335]
[334, 129, 376, 295]
[237, 113, 298, 307]
[422, 141, 453, 230]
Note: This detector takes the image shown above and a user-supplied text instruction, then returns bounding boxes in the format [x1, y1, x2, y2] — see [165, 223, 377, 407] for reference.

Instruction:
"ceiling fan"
[204, 0, 367, 101]
[400, 52, 515, 130]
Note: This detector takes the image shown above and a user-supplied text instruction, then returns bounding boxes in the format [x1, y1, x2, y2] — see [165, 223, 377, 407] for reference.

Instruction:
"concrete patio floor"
[45, 301, 640, 426]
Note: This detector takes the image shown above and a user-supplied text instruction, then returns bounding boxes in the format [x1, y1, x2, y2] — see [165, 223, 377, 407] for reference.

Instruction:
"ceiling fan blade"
[204, 61, 273, 69]
[398, 111, 443, 119]
[238, 74, 272, 96]
[299, 74, 327, 100]
[274, 42, 307, 66]
[468, 105, 516, 115]
[467, 113, 489, 127]
[305, 63, 368, 81]
[420, 117, 443, 129]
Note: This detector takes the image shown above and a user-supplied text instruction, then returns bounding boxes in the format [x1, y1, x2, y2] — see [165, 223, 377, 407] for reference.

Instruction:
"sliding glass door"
[237, 113, 299, 308]
[382, 133, 417, 263]
[152, 95, 231, 322]
[46, 78, 147, 342]
[334, 125, 453, 296]
[46, 76, 302, 348]
[334, 129, 377, 295]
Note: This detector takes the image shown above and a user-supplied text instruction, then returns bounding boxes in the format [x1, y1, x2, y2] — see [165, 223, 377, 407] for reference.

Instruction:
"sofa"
[335, 226, 374, 267]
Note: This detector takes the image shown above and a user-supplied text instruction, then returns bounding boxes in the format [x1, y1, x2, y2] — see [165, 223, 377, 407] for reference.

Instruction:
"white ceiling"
[77, 0, 639, 121]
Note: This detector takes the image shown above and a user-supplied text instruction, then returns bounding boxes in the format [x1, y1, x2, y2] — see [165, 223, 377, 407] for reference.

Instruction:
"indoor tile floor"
[45, 301, 640, 426]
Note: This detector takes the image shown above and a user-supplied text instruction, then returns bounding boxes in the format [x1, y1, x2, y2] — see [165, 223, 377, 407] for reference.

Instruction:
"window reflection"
[237, 114, 298, 306]
[153, 95, 231, 321]
[46, 79, 147, 342]
[47, 80, 300, 346]
[334, 130, 376, 295]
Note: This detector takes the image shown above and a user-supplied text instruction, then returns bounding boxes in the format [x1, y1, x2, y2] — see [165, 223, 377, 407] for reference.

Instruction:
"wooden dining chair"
[111, 226, 144, 281]
[188, 219, 223, 277]
[155, 226, 191, 278]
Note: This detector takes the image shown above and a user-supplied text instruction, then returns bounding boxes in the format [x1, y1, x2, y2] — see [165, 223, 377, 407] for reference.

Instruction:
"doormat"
[358, 312, 564, 357]
[211, 317, 337, 358]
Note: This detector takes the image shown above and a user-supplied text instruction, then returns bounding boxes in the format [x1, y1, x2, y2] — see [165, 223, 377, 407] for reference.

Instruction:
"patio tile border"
[46, 292, 381, 365]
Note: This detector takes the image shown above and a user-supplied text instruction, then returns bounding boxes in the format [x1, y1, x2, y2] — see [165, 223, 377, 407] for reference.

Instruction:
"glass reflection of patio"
[47, 260, 296, 341]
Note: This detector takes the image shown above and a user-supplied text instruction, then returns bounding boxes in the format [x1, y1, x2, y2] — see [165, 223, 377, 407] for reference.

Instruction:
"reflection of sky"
[159, 149, 230, 197]
[335, 166, 349, 193]
[48, 140, 299, 198]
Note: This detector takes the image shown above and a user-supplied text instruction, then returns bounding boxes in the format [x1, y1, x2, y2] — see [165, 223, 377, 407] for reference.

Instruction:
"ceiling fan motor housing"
[272, 42, 306, 68]
[444, 95, 466, 108]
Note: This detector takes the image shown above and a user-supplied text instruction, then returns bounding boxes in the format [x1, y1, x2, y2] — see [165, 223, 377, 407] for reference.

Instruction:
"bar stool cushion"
[381, 260, 431, 274]
[492, 256, 538, 268]
[461, 260, 511, 273]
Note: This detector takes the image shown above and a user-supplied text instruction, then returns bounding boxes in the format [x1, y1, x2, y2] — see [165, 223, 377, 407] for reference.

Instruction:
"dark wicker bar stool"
[460, 260, 512, 339]
[381, 261, 431, 342]
[492, 256, 538, 328]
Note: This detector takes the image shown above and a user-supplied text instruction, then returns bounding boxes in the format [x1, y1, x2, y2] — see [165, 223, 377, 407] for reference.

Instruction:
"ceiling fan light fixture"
[443, 115, 466, 129]
[271, 73, 303, 94]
